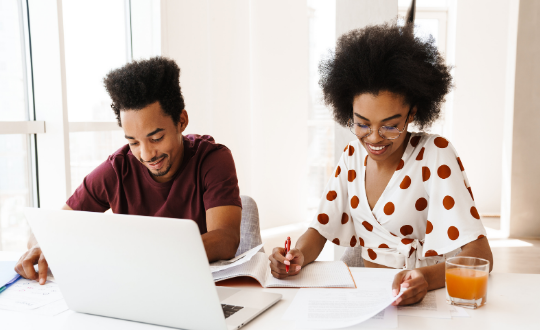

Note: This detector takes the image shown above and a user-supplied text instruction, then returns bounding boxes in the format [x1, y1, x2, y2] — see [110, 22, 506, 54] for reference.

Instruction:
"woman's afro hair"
[319, 21, 452, 130]
[104, 56, 185, 127]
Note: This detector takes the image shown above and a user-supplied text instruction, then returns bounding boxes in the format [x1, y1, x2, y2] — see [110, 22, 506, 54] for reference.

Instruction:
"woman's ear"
[409, 106, 417, 124]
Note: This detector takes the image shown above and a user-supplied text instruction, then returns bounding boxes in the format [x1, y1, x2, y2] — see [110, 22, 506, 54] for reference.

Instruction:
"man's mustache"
[139, 154, 167, 164]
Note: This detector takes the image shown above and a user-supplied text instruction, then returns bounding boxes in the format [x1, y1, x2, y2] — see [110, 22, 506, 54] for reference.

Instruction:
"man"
[15, 57, 242, 284]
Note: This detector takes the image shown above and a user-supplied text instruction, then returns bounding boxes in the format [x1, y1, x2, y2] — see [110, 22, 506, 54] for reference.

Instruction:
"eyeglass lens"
[350, 124, 401, 140]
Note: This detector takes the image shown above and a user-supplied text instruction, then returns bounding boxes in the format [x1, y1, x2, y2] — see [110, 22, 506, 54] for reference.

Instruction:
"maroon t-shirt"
[67, 134, 241, 234]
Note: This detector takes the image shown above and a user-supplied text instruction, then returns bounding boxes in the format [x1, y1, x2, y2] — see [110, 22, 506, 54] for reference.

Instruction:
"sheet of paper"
[266, 261, 356, 288]
[0, 261, 19, 287]
[397, 288, 451, 319]
[284, 288, 403, 329]
[213, 252, 268, 285]
[210, 243, 264, 273]
[349, 306, 398, 329]
[0, 278, 63, 311]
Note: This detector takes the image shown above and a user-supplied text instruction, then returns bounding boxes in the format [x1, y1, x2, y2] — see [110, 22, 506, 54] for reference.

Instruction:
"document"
[213, 252, 356, 288]
[0, 278, 63, 311]
[210, 243, 264, 273]
[397, 288, 451, 319]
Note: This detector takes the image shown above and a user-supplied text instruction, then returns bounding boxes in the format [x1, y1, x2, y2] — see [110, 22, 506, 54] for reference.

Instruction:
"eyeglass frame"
[347, 105, 414, 140]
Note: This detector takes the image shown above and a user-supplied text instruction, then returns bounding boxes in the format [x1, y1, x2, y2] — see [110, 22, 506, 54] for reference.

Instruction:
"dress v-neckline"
[360, 134, 417, 221]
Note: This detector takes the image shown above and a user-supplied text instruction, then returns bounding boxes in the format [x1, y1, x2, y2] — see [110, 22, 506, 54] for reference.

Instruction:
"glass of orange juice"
[445, 256, 490, 309]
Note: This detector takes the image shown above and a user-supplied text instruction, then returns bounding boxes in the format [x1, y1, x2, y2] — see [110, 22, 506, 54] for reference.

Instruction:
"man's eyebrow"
[354, 113, 402, 122]
[124, 128, 165, 140]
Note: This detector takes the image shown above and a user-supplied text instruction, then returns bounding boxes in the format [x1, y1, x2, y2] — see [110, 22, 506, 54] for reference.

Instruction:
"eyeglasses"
[348, 108, 412, 140]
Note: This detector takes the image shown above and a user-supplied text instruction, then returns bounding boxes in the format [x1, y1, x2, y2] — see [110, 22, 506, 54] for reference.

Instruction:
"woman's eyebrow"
[354, 113, 402, 122]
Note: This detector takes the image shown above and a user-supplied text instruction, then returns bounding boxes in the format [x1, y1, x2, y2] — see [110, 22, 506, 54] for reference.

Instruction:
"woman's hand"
[391, 269, 429, 305]
[268, 247, 304, 279]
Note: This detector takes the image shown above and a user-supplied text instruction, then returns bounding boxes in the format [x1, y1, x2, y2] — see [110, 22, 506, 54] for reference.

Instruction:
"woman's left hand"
[391, 269, 429, 305]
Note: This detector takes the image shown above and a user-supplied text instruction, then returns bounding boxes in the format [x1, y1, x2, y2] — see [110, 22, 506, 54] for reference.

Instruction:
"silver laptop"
[24, 208, 281, 330]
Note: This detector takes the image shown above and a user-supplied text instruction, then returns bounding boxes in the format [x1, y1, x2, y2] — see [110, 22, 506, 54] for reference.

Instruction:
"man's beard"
[140, 154, 172, 177]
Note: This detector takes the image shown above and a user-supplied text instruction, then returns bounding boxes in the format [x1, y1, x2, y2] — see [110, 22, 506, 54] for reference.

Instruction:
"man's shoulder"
[184, 134, 231, 157]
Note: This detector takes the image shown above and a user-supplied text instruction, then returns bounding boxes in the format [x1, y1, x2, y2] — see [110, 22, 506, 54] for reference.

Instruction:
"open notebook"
[213, 252, 356, 288]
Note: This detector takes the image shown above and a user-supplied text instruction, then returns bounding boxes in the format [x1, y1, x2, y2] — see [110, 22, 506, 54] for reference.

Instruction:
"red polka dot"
[478, 234, 485, 239]
[409, 247, 416, 257]
[317, 213, 329, 225]
[351, 196, 360, 209]
[471, 206, 480, 219]
[400, 225, 414, 236]
[326, 191, 337, 201]
[425, 250, 439, 257]
[422, 166, 431, 181]
[348, 170, 357, 182]
[437, 165, 451, 179]
[416, 147, 425, 161]
[384, 202, 395, 215]
[426, 220, 433, 234]
[410, 136, 421, 147]
[468, 187, 474, 201]
[396, 159, 404, 171]
[401, 238, 414, 244]
[390, 232, 398, 237]
[341, 213, 349, 224]
[344, 145, 348, 152]
[332, 238, 340, 245]
[335, 166, 341, 177]
[348, 145, 355, 156]
[362, 221, 373, 232]
[457, 157, 465, 171]
[415, 198, 428, 211]
[434, 137, 449, 148]
[364, 155, 368, 166]
[443, 196, 455, 210]
[379, 244, 389, 248]
[448, 226, 459, 240]
[350, 236, 357, 247]
[368, 249, 377, 260]
[400, 176, 411, 189]
[359, 237, 365, 247]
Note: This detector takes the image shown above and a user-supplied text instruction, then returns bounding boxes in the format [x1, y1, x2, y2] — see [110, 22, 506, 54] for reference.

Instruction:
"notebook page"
[265, 261, 355, 288]
[212, 252, 268, 286]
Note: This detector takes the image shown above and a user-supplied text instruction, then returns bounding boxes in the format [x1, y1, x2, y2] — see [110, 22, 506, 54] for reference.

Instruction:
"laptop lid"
[24, 208, 228, 330]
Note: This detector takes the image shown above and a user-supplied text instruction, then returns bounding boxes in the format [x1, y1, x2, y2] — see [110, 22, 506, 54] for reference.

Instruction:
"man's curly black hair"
[319, 21, 452, 130]
[104, 57, 185, 127]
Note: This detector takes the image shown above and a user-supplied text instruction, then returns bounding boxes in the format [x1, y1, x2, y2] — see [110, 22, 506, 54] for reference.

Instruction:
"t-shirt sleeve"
[66, 159, 116, 212]
[309, 149, 358, 247]
[200, 147, 242, 210]
[421, 136, 487, 258]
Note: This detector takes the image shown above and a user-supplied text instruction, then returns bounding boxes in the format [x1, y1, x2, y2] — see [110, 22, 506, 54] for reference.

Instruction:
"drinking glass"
[445, 256, 490, 309]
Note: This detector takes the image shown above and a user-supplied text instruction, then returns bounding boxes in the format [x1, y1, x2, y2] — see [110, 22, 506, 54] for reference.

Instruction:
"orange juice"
[446, 268, 488, 300]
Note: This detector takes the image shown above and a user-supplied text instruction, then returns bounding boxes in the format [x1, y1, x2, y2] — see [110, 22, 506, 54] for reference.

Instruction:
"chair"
[235, 195, 265, 256]
[340, 246, 364, 267]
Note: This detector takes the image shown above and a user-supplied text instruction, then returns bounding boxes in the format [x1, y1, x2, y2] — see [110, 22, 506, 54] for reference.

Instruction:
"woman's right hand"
[269, 247, 304, 279]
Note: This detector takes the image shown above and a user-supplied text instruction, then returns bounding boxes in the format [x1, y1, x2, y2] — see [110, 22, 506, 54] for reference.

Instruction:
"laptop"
[24, 208, 281, 330]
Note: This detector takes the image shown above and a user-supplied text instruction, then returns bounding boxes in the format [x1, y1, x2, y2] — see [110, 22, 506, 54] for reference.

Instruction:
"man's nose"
[140, 143, 157, 162]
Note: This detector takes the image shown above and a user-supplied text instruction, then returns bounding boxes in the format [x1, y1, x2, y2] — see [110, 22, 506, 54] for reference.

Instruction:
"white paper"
[266, 261, 356, 288]
[0, 278, 63, 311]
[210, 243, 263, 273]
[286, 288, 403, 329]
[397, 288, 451, 319]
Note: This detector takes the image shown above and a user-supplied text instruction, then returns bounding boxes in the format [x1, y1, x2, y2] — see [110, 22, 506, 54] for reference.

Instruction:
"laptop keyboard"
[221, 304, 244, 319]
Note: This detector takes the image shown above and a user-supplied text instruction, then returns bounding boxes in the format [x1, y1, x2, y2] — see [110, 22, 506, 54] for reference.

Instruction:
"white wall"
[161, 0, 309, 229]
[451, 0, 514, 215]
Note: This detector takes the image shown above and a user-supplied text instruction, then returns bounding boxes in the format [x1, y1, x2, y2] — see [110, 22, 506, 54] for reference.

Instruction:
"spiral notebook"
[212, 252, 356, 288]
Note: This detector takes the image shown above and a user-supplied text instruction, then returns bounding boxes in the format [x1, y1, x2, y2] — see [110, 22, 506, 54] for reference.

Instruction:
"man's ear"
[176, 109, 189, 133]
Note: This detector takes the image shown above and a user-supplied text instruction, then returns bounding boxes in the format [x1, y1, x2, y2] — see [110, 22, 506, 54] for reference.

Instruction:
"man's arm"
[392, 237, 493, 305]
[202, 205, 242, 262]
[15, 204, 73, 285]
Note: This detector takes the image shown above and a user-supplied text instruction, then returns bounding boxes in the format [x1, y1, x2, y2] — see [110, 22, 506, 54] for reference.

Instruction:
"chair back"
[340, 246, 364, 267]
[235, 195, 265, 256]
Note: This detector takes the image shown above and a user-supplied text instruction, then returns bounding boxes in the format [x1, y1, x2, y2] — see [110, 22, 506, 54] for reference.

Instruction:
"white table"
[1, 252, 538, 330]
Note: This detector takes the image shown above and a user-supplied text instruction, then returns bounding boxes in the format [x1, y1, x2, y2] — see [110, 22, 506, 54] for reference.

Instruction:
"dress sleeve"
[66, 159, 115, 212]
[421, 136, 487, 258]
[201, 147, 242, 210]
[309, 147, 358, 248]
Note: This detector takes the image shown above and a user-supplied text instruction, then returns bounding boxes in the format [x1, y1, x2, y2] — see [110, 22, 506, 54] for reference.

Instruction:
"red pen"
[285, 236, 291, 272]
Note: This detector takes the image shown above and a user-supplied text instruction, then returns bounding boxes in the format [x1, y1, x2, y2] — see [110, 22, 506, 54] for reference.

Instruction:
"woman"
[269, 11, 493, 306]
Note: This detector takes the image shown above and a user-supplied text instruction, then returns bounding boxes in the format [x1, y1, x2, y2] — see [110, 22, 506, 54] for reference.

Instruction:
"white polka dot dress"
[310, 133, 487, 269]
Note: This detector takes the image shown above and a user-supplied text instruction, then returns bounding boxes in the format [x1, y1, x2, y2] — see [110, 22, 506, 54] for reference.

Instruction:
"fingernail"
[401, 283, 409, 289]
[392, 289, 398, 296]
[286, 254, 292, 259]
[284, 260, 290, 265]
[296, 266, 301, 271]
[39, 278, 45, 285]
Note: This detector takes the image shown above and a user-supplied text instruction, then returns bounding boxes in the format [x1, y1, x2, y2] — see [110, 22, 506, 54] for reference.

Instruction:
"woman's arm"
[391, 237, 493, 305]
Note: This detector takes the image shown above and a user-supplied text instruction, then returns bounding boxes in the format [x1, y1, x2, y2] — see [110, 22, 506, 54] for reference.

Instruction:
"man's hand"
[391, 269, 428, 305]
[269, 247, 304, 279]
[14, 244, 49, 285]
